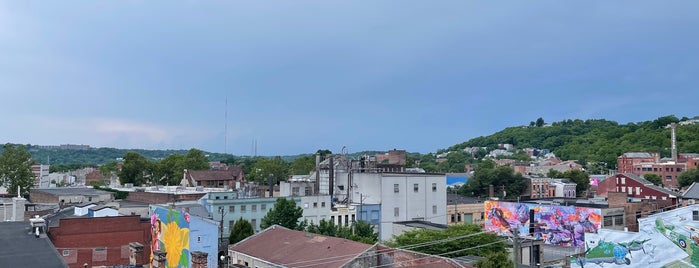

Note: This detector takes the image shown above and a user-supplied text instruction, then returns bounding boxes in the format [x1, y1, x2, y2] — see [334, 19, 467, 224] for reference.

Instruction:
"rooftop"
[447, 194, 486, 205]
[0, 221, 67, 268]
[32, 187, 112, 196]
[621, 152, 653, 158]
[231, 225, 373, 268]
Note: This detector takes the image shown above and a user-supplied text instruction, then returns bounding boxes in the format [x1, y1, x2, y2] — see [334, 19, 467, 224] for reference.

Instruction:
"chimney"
[191, 251, 209, 268]
[151, 250, 167, 268]
[489, 184, 494, 199]
[129, 242, 144, 266]
[329, 156, 334, 205]
[268, 174, 274, 198]
[671, 123, 678, 162]
[653, 152, 660, 163]
[12, 195, 26, 221]
[315, 154, 320, 194]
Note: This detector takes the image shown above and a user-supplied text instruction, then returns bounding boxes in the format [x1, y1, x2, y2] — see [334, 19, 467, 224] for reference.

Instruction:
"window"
[331, 216, 335, 223]
[345, 215, 349, 226]
[432, 205, 437, 214]
[621, 177, 626, 184]
[229, 205, 235, 213]
[215, 196, 220, 200]
[292, 187, 300, 196]
[252, 205, 257, 212]
[394, 184, 399, 193]
[321, 202, 326, 207]
[678, 168, 683, 172]
[666, 176, 673, 181]
[224, 195, 228, 199]
[614, 215, 623, 225]
[241, 205, 246, 212]
[313, 202, 318, 208]
[451, 214, 455, 223]
[351, 214, 355, 223]
[197, 235, 202, 243]
[432, 183, 437, 192]
[62, 250, 70, 257]
[305, 187, 311, 196]
[603, 216, 613, 226]
[636, 187, 641, 195]
[693, 211, 699, 221]
[394, 207, 399, 217]
[251, 219, 257, 230]
[414, 183, 419, 193]
[261, 204, 267, 210]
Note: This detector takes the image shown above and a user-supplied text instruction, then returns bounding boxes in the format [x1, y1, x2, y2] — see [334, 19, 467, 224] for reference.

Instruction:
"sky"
[1, 1, 698, 156]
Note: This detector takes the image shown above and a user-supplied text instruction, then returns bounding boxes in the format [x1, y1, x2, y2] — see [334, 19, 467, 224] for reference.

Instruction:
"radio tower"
[224, 97, 228, 155]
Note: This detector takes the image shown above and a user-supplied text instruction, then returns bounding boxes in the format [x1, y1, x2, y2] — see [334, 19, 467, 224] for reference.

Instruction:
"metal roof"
[0, 221, 67, 268]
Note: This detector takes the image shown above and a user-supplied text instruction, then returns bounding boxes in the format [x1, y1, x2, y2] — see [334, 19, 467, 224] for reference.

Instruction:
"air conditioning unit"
[688, 199, 696, 205]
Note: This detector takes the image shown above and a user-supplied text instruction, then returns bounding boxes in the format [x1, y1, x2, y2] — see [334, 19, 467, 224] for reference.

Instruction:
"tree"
[260, 198, 303, 230]
[99, 161, 119, 178]
[118, 151, 154, 186]
[474, 251, 513, 268]
[289, 155, 315, 175]
[249, 156, 289, 183]
[351, 220, 379, 244]
[679, 169, 699, 188]
[536, 117, 545, 127]
[459, 160, 526, 198]
[562, 170, 590, 197]
[183, 148, 209, 171]
[229, 217, 254, 244]
[155, 154, 185, 185]
[643, 173, 663, 186]
[385, 224, 506, 258]
[0, 144, 35, 195]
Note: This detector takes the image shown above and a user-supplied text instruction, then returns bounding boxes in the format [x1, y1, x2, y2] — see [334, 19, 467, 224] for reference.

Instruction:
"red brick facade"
[597, 174, 677, 207]
[48, 216, 151, 268]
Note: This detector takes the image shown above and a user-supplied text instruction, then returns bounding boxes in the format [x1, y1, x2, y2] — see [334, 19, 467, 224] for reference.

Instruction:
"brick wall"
[48, 216, 151, 268]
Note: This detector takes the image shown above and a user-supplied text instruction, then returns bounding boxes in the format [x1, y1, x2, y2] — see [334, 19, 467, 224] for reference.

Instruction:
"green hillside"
[446, 115, 699, 169]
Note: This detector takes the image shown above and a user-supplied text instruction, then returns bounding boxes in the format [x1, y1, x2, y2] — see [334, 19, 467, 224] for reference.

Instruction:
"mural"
[484, 201, 601, 247]
[151, 206, 191, 268]
[571, 205, 699, 268]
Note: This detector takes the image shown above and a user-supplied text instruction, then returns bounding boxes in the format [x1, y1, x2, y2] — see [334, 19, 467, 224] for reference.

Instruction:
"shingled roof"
[186, 166, 245, 182]
[231, 225, 372, 268]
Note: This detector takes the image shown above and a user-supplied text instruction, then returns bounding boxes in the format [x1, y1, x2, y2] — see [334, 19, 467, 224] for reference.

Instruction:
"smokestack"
[671, 123, 678, 162]
[329, 156, 334, 205]
[268, 174, 274, 198]
[489, 184, 494, 199]
[315, 154, 320, 194]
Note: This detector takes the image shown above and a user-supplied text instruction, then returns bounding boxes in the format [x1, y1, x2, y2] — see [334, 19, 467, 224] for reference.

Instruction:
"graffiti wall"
[484, 201, 602, 247]
[571, 205, 699, 267]
[151, 206, 191, 268]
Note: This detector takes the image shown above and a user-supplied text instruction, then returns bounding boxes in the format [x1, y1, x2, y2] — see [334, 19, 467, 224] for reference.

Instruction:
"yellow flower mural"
[151, 207, 191, 268]
[163, 221, 190, 267]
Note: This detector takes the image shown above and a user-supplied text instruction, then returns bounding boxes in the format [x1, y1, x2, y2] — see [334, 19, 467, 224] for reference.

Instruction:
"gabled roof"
[683, 182, 699, 199]
[187, 167, 244, 182]
[621, 173, 677, 197]
[231, 225, 372, 268]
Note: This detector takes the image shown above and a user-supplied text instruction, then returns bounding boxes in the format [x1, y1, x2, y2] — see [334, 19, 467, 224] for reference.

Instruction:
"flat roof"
[0, 221, 67, 268]
[32, 187, 112, 196]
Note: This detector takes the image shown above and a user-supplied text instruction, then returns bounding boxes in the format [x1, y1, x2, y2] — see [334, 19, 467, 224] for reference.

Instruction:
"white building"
[551, 179, 577, 198]
[342, 172, 447, 241]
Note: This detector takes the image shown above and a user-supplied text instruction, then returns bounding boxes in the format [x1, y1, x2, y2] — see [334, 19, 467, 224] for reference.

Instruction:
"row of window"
[329, 214, 356, 226]
[303, 202, 326, 208]
[636, 167, 683, 172]
[393, 205, 440, 217]
[603, 215, 624, 226]
[227, 204, 267, 213]
[394, 183, 438, 193]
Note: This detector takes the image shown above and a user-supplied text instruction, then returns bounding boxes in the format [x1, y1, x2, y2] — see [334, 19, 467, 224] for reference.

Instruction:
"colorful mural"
[484, 201, 602, 247]
[151, 206, 191, 268]
[570, 205, 699, 267]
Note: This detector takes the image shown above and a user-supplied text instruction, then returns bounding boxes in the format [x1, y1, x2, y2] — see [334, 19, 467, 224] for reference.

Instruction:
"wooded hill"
[445, 115, 699, 169]
[4, 115, 697, 172]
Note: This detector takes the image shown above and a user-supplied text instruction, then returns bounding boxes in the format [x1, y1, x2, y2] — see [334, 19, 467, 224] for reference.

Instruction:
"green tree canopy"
[679, 169, 699, 188]
[459, 160, 526, 198]
[474, 251, 514, 268]
[118, 151, 154, 186]
[229, 217, 254, 244]
[289, 155, 315, 175]
[0, 144, 35, 195]
[183, 148, 210, 170]
[643, 173, 663, 186]
[385, 224, 506, 258]
[561, 170, 590, 197]
[249, 156, 289, 183]
[302, 219, 378, 244]
[260, 198, 303, 230]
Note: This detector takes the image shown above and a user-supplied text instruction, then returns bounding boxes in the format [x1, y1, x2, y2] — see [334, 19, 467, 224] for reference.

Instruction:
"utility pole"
[512, 228, 520, 268]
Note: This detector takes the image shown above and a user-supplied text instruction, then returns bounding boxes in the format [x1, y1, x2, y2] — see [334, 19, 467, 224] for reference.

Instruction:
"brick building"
[597, 173, 678, 207]
[182, 166, 246, 189]
[47, 215, 151, 268]
[617, 152, 699, 189]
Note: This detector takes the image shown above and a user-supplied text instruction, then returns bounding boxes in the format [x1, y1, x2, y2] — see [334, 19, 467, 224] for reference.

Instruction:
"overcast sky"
[1, 1, 698, 156]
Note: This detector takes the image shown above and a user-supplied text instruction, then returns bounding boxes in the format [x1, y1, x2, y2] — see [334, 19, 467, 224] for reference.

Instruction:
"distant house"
[182, 166, 246, 189]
